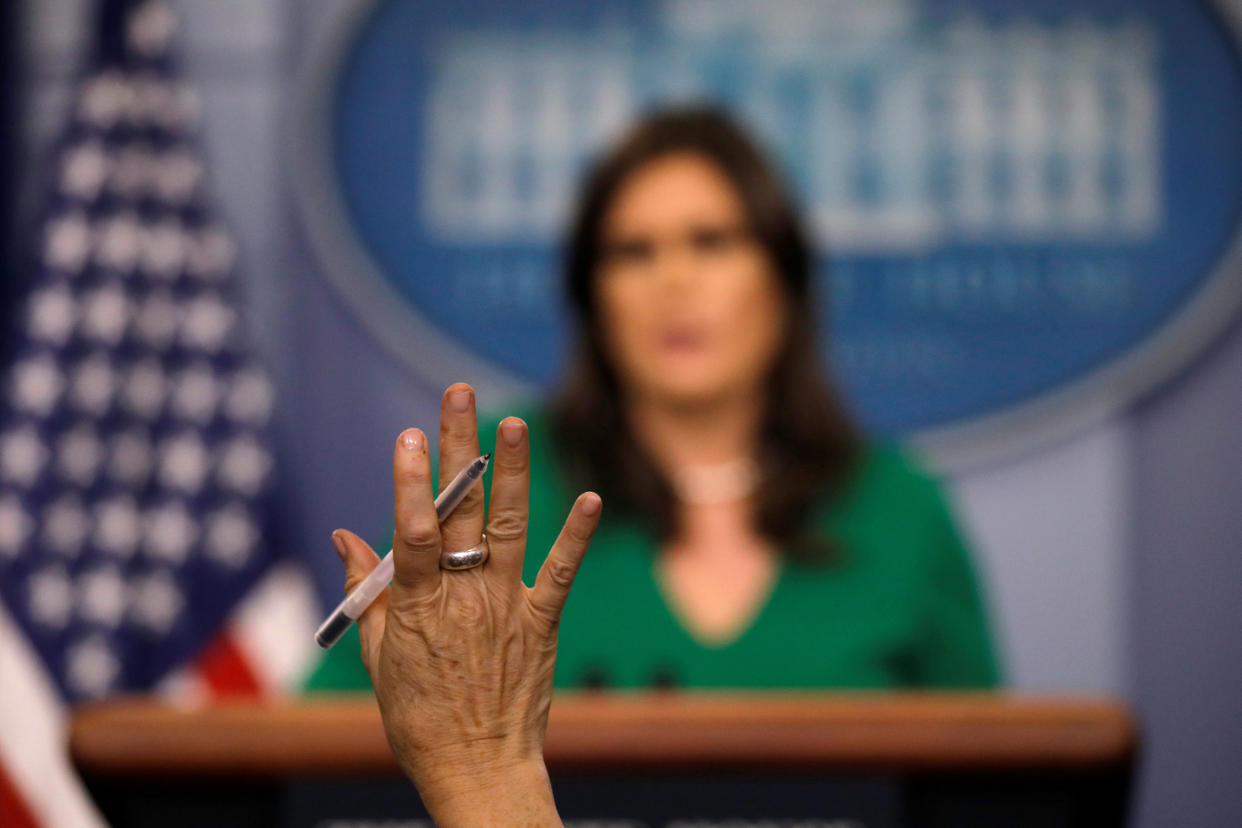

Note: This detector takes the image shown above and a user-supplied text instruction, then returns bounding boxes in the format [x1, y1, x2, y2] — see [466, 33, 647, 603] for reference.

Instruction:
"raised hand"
[332, 384, 601, 825]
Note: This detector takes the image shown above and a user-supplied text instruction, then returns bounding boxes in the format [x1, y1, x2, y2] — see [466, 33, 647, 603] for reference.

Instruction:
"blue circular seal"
[294, 0, 1242, 467]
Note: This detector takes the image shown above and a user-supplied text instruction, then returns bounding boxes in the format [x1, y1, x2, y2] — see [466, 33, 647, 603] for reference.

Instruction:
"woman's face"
[594, 152, 787, 409]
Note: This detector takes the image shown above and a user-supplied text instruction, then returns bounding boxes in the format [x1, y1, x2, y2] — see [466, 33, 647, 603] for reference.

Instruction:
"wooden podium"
[70, 693, 1137, 827]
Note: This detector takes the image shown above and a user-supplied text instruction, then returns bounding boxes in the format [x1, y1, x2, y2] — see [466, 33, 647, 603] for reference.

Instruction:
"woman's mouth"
[659, 330, 707, 352]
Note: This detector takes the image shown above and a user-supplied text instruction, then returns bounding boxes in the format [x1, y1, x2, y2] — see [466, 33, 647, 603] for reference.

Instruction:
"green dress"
[306, 408, 1000, 691]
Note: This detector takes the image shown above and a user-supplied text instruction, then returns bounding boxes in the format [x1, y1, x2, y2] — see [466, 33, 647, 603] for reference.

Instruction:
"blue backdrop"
[317, 0, 1242, 437]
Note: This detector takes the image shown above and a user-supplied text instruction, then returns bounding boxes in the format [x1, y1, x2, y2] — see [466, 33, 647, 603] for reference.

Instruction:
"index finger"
[391, 427, 442, 595]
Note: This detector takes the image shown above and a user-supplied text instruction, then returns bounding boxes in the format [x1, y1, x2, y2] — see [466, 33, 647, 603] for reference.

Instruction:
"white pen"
[314, 453, 491, 649]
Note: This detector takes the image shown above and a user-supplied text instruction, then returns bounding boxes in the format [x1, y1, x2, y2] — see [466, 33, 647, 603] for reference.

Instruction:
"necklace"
[669, 457, 761, 505]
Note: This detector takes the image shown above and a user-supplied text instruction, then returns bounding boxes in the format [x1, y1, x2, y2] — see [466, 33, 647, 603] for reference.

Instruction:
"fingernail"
[400, 428, 423, 451]
[500, 417, 525, 447]
[580, 493, 601, 517]
[448, 387, 472, 413]
[331, 530, 347, 562]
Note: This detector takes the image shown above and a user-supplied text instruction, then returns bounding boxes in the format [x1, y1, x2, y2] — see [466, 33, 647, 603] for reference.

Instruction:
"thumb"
[332, 529, 389, 678]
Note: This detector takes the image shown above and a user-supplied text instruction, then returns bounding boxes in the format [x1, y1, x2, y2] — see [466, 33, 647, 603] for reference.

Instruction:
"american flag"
[0, 2, 317, 825]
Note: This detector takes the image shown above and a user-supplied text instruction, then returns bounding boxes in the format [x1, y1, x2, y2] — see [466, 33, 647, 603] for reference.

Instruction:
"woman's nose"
[652, 240, 700, 293]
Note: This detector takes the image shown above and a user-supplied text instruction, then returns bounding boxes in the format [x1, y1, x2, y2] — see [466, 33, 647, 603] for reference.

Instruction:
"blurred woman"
[310, 106, 999, 692]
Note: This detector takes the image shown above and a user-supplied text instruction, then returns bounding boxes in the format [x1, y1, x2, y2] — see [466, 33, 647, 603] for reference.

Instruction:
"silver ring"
[440, 534, 489, 571]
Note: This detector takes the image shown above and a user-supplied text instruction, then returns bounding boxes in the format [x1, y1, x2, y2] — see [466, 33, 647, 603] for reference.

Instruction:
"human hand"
[332, 384, 601, 826]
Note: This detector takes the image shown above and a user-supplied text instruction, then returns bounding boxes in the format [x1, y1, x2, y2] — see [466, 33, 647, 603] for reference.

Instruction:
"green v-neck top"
[305, 408, 1000, 692]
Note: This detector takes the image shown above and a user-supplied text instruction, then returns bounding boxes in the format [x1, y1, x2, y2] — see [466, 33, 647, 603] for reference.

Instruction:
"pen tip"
[482, 452, 491, 462]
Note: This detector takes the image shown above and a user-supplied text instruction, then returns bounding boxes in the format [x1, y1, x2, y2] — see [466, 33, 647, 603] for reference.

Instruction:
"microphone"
[649, 663, 680, 690]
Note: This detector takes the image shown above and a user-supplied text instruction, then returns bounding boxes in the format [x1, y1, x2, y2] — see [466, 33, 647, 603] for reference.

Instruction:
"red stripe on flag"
[195, 630, 263, 698]
[0, 757, 39, 828]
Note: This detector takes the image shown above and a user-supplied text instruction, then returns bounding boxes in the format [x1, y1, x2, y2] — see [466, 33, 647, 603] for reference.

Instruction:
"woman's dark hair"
[550, 106, 860, 563]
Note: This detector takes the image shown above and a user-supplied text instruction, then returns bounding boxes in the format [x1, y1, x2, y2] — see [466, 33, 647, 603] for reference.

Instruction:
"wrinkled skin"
[332, 383, 601, 825]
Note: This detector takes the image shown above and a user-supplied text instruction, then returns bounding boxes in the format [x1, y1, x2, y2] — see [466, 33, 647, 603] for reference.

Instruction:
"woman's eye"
[604, 240, 654, 264]
[689, 227, 741, 253]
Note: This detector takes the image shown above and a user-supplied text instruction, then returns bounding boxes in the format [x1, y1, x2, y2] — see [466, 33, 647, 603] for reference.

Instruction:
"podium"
[70, 693, 1137, 827]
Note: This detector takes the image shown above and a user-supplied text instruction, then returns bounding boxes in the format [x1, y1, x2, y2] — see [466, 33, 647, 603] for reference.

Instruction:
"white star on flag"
[204, 502, 259, 568]
[157, 431, 210, 493]
[130, 571, 184, 634]
[42, 495, 91, 557]
[134, 289, 177, 348]
[0, 426, 50, 485]
[185, 225, 235, 279]
[95, 211, 142, 271]
[0, 496, 34, 559]
[28, 286, 77, 346]
[170, 362, 220, 423]
[153, 148, 203, 203]
[121, 357, 166, 419]
[11, 354, 66, 416]
[79, 71, 129, 128]
[142, 216, 186, 277]
[107, 426, 154, 484]
[70, 352, 117, 415]
[45, 211, 93, 272]
[78, 566, 128, 627]
[143, 499, 198, 563]
[216, 434, 273, 496]
[65, 637, 121, 699]
[94, 495, 142, 558]
[80, 283, 131, 343]
[29, 566, 75, 629]
[61, 141, 112, 200]
[181, 295, 235, 351]
[224, 369, 274, 425]
[56, 423, 105, 485]
[111, 145, 155, 197]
